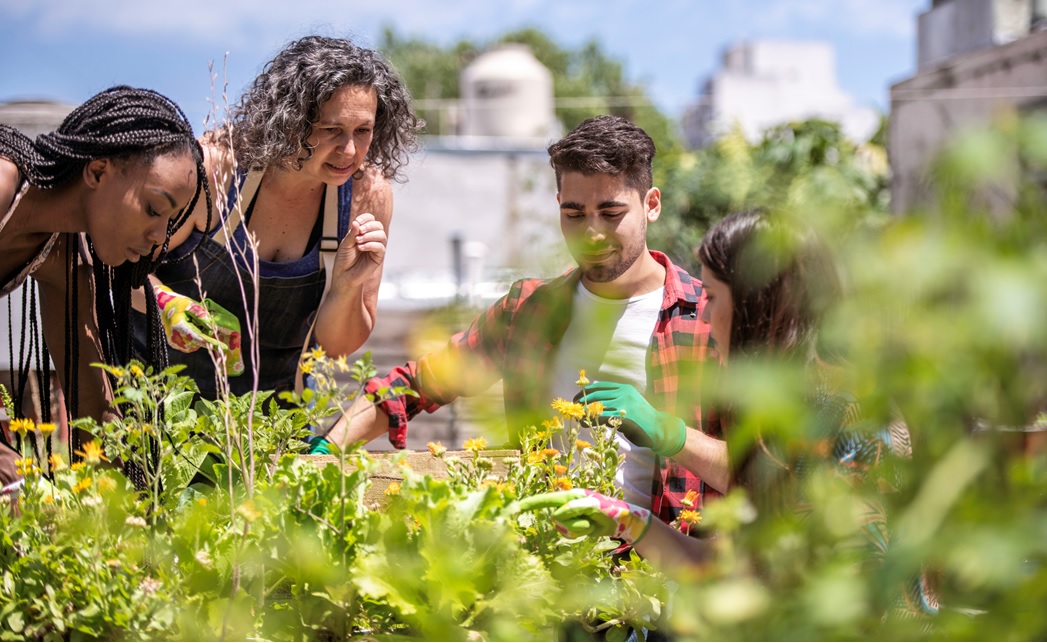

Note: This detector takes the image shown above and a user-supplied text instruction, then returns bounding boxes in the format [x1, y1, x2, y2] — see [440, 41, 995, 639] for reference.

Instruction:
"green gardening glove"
[576, 381, 686, 457]
[518, 489, 652, 544]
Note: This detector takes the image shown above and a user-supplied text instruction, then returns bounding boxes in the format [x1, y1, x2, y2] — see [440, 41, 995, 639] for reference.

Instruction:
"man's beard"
[582, 244, 644, 283]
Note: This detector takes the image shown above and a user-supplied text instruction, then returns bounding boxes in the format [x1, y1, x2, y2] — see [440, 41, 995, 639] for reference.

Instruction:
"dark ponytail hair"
[1, 86, 211, 480]
[696, 209, 843, 363]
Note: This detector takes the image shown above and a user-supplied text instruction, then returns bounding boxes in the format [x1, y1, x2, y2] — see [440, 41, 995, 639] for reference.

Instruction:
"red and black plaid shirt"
[366, 251, 722, 524]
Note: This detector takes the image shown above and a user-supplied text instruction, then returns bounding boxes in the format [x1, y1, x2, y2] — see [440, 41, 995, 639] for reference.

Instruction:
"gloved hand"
[518, 489, 652, 544]
[153, 283, 244, 375]
[306, 436, 332, 455]
[575, 381, 686, 457]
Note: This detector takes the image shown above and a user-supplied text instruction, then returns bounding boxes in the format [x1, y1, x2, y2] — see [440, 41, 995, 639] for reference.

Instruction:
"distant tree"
[378, 25, 682, 163]
[652, 118, 889, 272]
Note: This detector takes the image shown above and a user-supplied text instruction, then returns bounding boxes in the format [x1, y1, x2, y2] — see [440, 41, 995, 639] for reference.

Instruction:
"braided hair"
[0, 86, 212, 480]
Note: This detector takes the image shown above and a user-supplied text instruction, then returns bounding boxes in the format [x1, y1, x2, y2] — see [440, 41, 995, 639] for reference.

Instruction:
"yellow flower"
[384, 481, 401, 496]
[9, 418, 34, 435]
[72, 477, 93, 494]
[576, 369, 590, 387]
[540, 448, 560, 460]
[236, 501, 260, 522]
[335, 355, 349, 372]
[553, 477, 573, 491]
[541, 417, 563, 431]
[585, 402, 605, 418]
[97, 477, 117, 494]
[480, 478, 512, 494]
[679, 510, 702, 526]
[463, 437, 487, 453]
[42, 495, 55, 505]
[427, 441, 447, 457]
[15, 458, 34, 476]
[551, 398, 585, 420]
[48, 453, 66, 472]
[75, 440, 106, 464]
[71, 462, 86, 472]
[682, 490, 700, 508]
[553, 465, 568, 475]
[37, 422, 56, 436]
[309, 346, 327, 360]
[575, 439, 593, 451]
[299, 359, 314, 375]
[527, 451, 544, 465]
[111, 367, 126, 377]
[130, 364, 144, 378]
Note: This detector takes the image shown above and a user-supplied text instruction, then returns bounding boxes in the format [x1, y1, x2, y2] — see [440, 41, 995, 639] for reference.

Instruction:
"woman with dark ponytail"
[0, 85, 210, 492]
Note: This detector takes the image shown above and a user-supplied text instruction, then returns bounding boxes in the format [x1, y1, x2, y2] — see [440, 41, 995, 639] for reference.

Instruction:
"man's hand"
[153, 283, 243, 375]
[576, 381, 686, 457]
[518, 489, 652, 544]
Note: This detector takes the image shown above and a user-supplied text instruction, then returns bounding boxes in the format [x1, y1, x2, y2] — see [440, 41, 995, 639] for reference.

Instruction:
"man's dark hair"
[547, 115, 656, 195]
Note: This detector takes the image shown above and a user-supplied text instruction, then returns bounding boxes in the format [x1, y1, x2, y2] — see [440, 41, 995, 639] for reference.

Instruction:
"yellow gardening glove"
[152, 283, 244, 375]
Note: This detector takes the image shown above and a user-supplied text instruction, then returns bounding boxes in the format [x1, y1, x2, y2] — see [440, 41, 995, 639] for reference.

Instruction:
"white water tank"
[460, 44, 555, 139]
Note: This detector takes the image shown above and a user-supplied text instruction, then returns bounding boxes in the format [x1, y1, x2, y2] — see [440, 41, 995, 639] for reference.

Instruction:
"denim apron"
[131, 170, 352, 398]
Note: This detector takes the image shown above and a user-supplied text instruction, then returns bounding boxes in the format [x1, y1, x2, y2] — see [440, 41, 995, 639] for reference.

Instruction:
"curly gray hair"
[227, 35, 422, 182]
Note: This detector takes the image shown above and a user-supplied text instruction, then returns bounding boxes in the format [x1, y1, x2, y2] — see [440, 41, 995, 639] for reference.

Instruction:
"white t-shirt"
[550, 281, 664, 507]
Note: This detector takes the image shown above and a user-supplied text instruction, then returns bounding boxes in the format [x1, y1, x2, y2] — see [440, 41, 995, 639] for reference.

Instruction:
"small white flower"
[125, 515, 148, 528]
[194, 549, 213, 567]
[140, 577, 161, 595]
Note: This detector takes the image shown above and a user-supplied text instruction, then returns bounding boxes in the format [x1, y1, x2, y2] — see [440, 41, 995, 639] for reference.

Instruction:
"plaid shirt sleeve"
[645, 254, 725, 525]
[364, 280, 532, 448]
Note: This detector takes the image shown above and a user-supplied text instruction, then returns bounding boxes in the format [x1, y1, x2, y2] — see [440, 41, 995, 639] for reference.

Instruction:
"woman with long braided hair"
[0, 85, 210, 492]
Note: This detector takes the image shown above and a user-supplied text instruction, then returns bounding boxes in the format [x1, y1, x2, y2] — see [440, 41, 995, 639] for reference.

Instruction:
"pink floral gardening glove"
[153, 283, 244, 376]
[518, 489, 653, 544]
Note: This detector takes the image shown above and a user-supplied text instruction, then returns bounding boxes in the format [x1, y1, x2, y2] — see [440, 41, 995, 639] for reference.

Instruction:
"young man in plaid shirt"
[324, 115, 729, 524]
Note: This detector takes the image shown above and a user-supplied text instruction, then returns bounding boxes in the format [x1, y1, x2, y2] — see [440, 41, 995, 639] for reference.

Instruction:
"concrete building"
[682, 40, 881, 149]
[889, 0, 1047, 213]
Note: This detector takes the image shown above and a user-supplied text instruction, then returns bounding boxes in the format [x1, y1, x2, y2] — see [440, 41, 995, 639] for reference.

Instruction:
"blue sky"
[1, 0, 927, 135]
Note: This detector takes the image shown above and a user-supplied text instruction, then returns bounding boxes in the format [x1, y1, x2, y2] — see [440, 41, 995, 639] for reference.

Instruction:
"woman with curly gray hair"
[132, 35, 421, 401]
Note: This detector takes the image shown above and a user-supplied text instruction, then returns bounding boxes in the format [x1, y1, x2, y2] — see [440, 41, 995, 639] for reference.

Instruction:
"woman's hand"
[334, 212, 387, 289]
[518, 489, 653, 544]
[153, 283, 243, 375]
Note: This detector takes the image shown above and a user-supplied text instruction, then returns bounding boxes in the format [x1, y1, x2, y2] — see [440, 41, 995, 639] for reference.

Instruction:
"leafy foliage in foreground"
[0, 356, 666, 641]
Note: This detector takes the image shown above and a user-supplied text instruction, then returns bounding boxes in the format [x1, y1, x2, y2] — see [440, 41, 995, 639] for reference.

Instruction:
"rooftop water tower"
[459, 44, 555, 140]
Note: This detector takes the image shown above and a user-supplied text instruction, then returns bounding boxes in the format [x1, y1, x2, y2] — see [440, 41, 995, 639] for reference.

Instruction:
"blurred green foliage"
[652, 116, 890, 274]
[662, 112, 1047, 640]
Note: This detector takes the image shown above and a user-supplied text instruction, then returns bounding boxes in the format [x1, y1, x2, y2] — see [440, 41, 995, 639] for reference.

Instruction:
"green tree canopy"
[652, 117, 889, 273]
[378, 25, 682, 163]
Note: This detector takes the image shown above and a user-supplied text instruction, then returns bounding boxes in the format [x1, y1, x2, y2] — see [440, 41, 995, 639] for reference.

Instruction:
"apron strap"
[209, 168, 342, 396]
[295, 181, 341, 395]
[211, 169, 263, 249]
